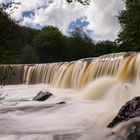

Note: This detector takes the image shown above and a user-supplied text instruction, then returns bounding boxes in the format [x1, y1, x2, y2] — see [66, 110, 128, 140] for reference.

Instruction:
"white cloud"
[21, 0, 86, 34]
[85, 0, 125, 41]
[9, 0, 51, 19]
[1, 0, 125, 41]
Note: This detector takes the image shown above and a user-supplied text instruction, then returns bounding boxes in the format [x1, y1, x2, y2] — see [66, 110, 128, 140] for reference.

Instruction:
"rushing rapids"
[0, 52, 140, 140]
[0, 52, 139, 88]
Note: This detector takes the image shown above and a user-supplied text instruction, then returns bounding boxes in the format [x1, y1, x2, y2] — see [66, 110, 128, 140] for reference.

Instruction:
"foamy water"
[0, 77, 140, 139]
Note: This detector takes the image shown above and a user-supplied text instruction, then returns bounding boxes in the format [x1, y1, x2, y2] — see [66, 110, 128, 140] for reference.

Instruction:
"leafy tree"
[0, 8, 17, 63]
[117, 0, 140, 51]
[0, 0, 129, 64]
[32, 26, 67, 62]
[0, 2, 37, 64]
[95, 41, 116, 56]
[66, 27, 95, 60]
[20, 45, 39, 64]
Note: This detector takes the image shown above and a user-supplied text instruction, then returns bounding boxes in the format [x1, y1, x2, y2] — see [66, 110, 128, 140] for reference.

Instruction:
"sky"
[0, 0, 125, 41]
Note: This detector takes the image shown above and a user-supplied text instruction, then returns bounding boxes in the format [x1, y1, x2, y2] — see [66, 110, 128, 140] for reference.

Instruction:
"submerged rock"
[56, 101, 66, 105]
[113, 117, 140, 140]
[53, 129, 123, 140]
[33, 91, 53, 101]
[108, 96, 140, 128]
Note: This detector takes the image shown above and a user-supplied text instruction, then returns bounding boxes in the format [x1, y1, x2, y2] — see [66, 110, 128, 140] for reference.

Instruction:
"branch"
[0, 1, 20, 12]
[66, 0, 90, 5]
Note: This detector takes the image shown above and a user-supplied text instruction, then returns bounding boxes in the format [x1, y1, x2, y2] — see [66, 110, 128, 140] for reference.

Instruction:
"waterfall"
[1, 52, 140, 139]
[0, 52, 138, 88]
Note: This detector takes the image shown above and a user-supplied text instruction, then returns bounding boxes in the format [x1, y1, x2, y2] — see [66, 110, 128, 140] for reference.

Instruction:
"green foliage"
[19, 45, 39, 64]
[95, 41, 116, 56]
[0, 10, 17, 63]
[32, 26, 67, 62]
[117, 0, 140, 51]
[0, 4, 116, 64]
[66, 28, 95, 60]
[0, 7, 37, 64]
[1, 0, 140, 64]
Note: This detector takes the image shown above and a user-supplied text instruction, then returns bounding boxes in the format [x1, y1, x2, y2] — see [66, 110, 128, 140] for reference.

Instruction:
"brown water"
[0, 52, 138, 88]
[0, 52, 140, 140]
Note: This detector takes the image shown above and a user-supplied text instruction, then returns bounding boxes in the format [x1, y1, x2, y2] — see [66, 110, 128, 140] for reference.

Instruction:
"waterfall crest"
[0, 52, 138, 88]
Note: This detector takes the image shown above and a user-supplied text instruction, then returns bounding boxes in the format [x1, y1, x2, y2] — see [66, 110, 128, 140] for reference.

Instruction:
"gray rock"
[113, 117, 140, 140]
[108, 97, 140, 128]
[33, 91, 53, 101]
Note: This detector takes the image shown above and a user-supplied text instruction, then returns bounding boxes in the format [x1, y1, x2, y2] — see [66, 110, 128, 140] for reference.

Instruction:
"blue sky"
[68, 17, 89, 30]
[22, 11, 35, 18]
[0, 0, 125, 41]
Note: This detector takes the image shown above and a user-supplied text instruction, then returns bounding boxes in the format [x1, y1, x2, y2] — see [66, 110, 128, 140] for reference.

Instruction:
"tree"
[0, 0, 20, 14]
[0, 7, 18, 63]
[0, 1, 37, 64]
[95, 41, 116, 56]
[20, 45, 39, 63]
[117, 0, 140, 51]
[66, 27, 95, 60]
[32, 26, 67, 62]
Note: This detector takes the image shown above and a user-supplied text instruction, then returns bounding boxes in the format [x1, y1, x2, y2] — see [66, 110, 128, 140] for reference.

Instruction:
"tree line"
[0, 0, 139, 64]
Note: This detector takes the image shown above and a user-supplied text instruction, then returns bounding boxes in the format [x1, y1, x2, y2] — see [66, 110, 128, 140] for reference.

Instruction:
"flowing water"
[0, 51, 138, 88]
[0, 52, 140, 140]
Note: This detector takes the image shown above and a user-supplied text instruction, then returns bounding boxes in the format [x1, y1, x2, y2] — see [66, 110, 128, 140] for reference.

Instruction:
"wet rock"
[108, 96, 140, 128]
[52, 128, 123, 140]
[56, 101, 66, 105]
[113, 117, 140, 140]
[33, 91, 53, 101]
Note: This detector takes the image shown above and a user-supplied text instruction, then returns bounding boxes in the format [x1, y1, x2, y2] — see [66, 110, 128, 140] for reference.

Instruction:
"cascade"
[0, 52, 138, 88]
[1, 52, 140, 140]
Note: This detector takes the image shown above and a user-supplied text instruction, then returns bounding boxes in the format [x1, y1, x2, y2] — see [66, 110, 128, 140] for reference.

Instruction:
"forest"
[0, 0, 140, 64]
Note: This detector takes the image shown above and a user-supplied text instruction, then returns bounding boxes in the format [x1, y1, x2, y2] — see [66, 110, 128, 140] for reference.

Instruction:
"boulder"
[113, 117, 140, 140]
[33, 91, 53, 101]
[108, 96, 140, 128]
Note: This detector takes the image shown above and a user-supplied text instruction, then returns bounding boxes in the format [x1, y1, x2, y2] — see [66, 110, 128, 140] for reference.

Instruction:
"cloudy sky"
[0, 0, 125, 41]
